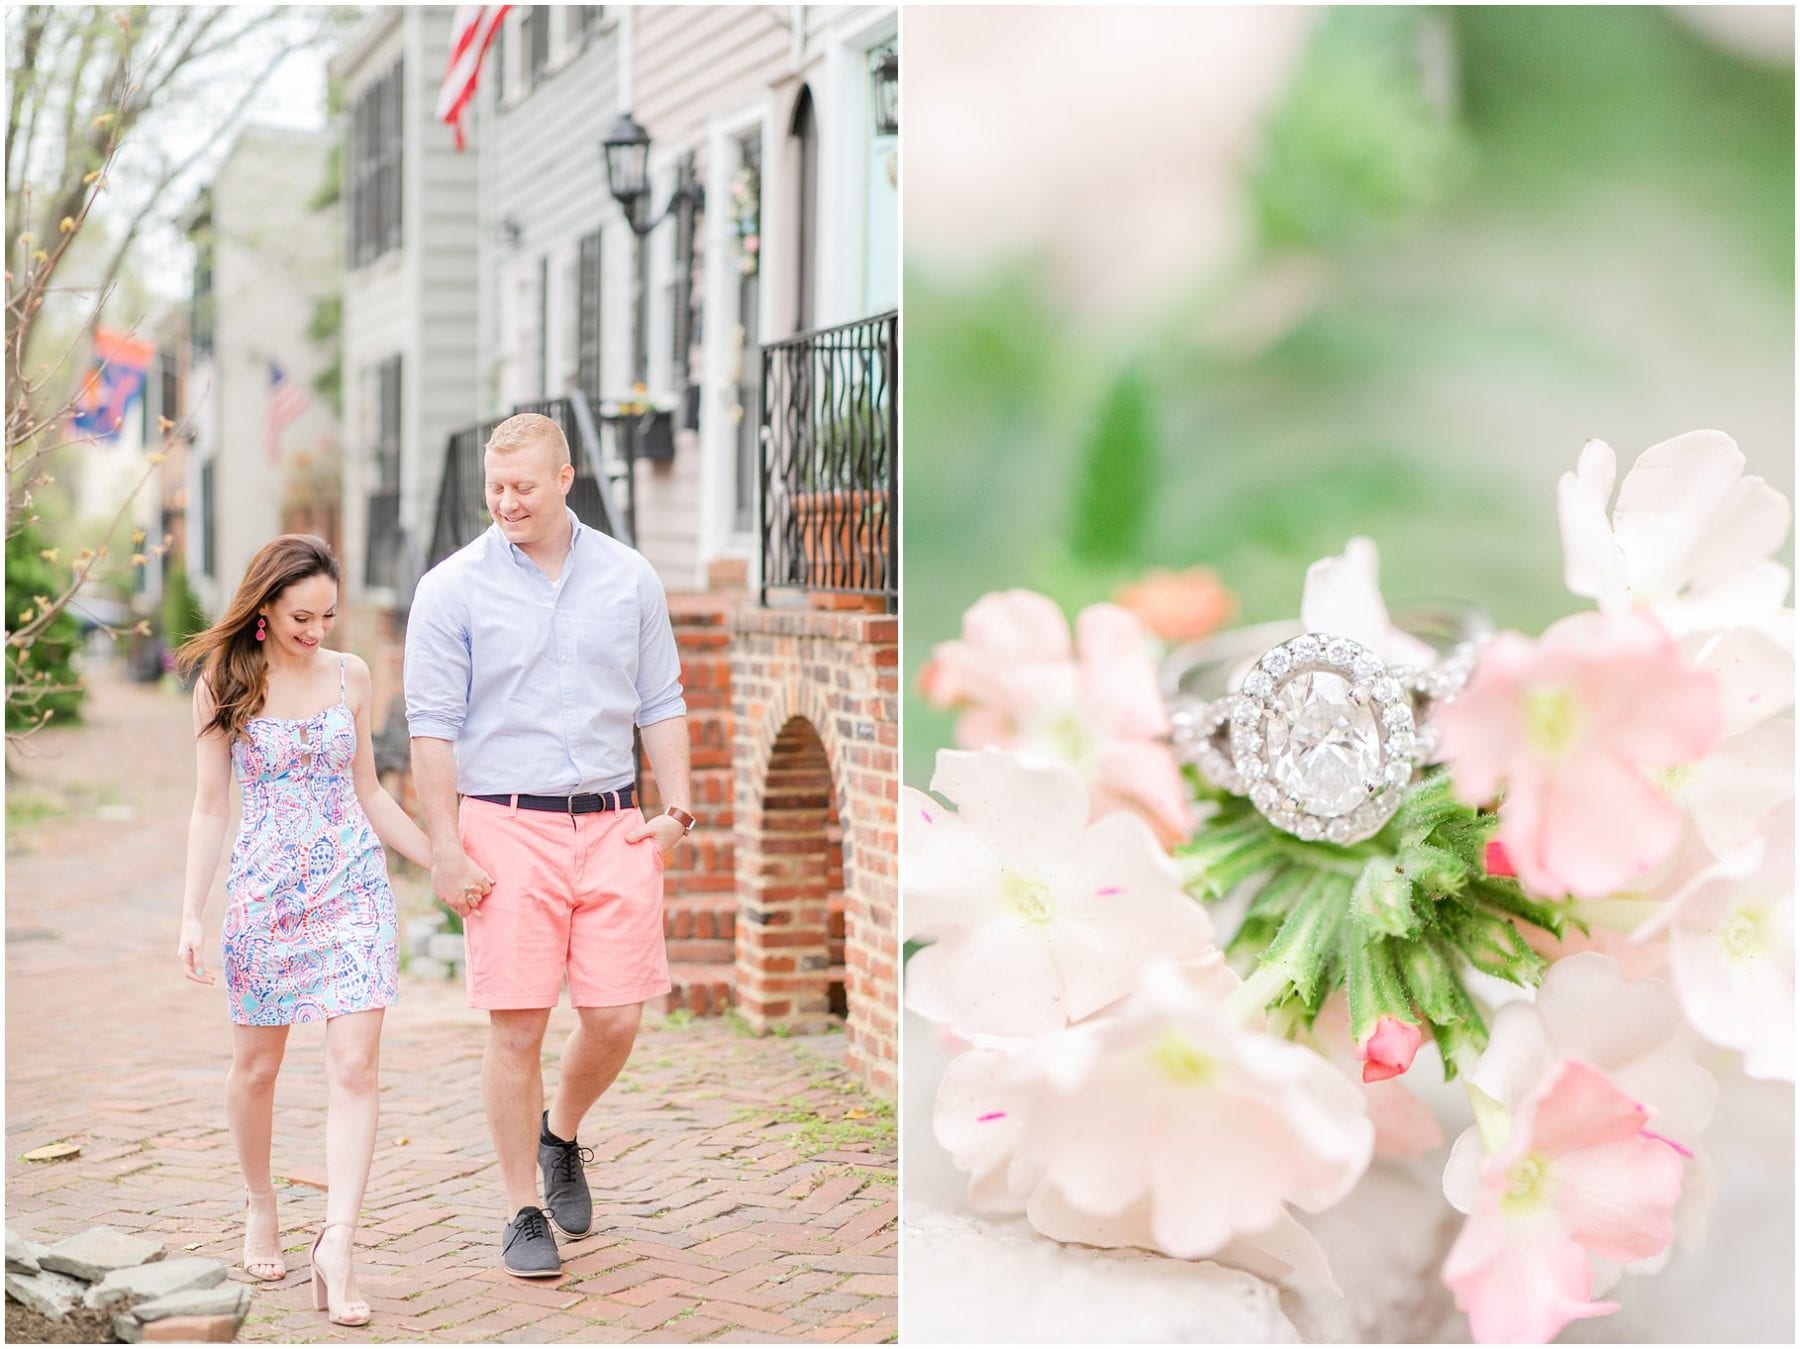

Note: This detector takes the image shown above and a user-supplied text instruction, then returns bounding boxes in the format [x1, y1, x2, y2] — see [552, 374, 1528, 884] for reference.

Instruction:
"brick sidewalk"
[5, 670, 896, 1344]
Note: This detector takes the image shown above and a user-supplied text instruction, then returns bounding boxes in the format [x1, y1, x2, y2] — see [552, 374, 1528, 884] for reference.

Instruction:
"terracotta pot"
[792, 489, 890, 610]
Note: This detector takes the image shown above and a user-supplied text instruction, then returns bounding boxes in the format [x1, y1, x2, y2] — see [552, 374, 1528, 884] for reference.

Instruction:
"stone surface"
[904, 1205, 1299, 1343]
[131, 1284, 252, 1322]
[40, 1225, 166, 1282]
[1265, 671, 1381, 817]
[5, 1267, 88, 1321]
[5, 1229, 39, 1276]
[140, 1313, 239, 1342]
[83, 1257, 226, 1311]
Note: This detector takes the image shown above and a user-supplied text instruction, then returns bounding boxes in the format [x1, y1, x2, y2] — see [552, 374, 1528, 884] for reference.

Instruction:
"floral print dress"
[221, 655, 398, 1025]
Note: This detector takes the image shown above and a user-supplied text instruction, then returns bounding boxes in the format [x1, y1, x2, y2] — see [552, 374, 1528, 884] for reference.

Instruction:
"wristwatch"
[664, 806, 698, 835]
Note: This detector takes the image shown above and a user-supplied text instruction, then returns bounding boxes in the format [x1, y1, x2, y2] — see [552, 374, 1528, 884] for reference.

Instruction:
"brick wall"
[730, 609, 898, 1098]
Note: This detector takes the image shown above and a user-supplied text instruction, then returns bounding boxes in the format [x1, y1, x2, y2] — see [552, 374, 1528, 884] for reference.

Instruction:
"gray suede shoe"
[501, 1206, 561, 1278]
[539, 1111, 595, 1239]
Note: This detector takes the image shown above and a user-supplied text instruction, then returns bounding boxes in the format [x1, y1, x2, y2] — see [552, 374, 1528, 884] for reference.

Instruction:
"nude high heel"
[309, 1222, 371, 1327]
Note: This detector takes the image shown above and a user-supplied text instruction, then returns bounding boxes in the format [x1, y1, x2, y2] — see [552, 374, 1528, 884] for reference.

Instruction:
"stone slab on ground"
[40, 1226, 166, 1282]
[5, 1267, 89, 1321]
[131, 1284, 252, 1322]
[84, 1257, 227, 1311]
[903, 1205, 1299, 1344]
[6, 1229, 40, 1275]
[140, 1313, 240, 1342]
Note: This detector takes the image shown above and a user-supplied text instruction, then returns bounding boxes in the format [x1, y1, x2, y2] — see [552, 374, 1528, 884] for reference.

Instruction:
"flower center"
[1720, 905, 1768, 960]
[1502, 1151, 1551, 1214]
[1655, 761, 1695, 794]
[1149, 1029, 1215, 1086]
[998, 871, 1056, 927]
[1028, 711, 1096, 775]
[1523, 686, 1580, 757]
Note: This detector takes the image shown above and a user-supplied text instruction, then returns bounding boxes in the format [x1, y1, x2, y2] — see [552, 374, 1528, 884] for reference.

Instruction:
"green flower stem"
[1346, 926, 1417, 1046]
[1256, 870, 1350, 1010]
[1225, 961, 1295, 1023]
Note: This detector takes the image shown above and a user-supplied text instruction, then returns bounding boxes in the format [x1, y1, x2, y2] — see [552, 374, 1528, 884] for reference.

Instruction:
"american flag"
[264, 361, 309, 463]
[437, 5, 511, 152]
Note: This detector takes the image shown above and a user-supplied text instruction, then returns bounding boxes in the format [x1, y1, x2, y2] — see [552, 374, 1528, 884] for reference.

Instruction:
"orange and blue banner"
[70, 328, 155, 442]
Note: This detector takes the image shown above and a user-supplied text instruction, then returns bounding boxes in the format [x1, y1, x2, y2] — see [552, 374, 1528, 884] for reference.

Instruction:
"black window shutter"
[577, 231, 602, 406]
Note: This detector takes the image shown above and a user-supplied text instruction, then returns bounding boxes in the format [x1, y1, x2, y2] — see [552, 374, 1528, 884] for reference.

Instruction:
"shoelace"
[548, 1141, 596, 1185]
[508, 1207, 552, 1246]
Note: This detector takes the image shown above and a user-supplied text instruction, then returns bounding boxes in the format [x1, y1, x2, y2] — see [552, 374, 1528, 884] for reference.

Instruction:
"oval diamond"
[1261, 669, 1383, 819]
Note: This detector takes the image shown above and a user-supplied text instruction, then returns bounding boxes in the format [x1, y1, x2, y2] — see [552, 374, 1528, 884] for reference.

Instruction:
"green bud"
[1396, 841, 1468, 900]
[1350, 854, 1420, 938]
[1439, 897, 1549, 987]
[1467, 877, 1567, 941]
[1346, 928, 1417, 1047]
[1262, 871, 1350, 1007]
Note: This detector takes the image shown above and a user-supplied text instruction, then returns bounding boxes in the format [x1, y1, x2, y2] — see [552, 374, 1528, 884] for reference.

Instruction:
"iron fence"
[758, 310, 897, 609]
[426, 392, 631, 571]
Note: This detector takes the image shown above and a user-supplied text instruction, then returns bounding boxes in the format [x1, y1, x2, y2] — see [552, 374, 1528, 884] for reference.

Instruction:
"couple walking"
[175, 414, 694, 1324]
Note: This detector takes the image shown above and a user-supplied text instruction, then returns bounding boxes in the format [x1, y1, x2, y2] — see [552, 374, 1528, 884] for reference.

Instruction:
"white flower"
[1635, 811, 1794, 1082]
[1557, 430, 1792, 637]
[934, 960, 1373, 1284]
[903, 748, 1216, 1038]
[1300, 536, 1438, 669]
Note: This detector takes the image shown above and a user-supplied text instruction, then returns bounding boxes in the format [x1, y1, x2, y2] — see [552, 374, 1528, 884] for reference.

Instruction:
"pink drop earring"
[255, 617, 267, 642]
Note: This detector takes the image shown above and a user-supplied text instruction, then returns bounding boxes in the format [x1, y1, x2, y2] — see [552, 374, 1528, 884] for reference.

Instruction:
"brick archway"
[731, 610, 898, 1097]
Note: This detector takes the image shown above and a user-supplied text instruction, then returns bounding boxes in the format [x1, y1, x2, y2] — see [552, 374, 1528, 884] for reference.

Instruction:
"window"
[366, 355, 404, 588]
[348, 60, 404, 267]
[577, 230, 603, 406]
[536, 255, 549, 399]
[734, 133, 762, 534]
[522, 7, 549, 92]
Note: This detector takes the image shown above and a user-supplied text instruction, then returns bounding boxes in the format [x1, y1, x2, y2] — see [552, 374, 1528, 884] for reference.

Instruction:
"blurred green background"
[903, 5, 1794, 786]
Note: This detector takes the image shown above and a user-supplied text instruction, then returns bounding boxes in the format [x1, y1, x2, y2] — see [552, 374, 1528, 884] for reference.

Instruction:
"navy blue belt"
[469, 787, 636, 815]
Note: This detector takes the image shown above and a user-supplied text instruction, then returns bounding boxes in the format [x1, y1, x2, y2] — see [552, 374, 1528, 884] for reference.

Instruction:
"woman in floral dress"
[175, 535, 433, 1328]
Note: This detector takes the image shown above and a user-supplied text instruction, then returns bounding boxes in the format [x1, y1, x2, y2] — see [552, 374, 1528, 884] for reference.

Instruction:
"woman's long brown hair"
[174, 534, 342, 743]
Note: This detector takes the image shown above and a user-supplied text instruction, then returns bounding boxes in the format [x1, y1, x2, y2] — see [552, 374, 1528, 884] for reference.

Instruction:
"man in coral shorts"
[404, 413, 694, 1277]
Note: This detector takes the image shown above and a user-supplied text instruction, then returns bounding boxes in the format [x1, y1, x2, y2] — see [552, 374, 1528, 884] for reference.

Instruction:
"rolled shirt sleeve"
[403, 570, 473, 741]
[634, 558, 687, 727]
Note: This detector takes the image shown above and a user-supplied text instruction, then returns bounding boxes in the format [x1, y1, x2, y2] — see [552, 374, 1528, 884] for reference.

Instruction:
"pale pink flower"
[1113, 565, 1235, 643]
[1557, 430, 1791, 637]
[919, 591, 1192, 845]
[1436, 609, 1723, 899]
[1634, 811, 1794, 1082]
[1443, 954, 1718, 1320]
[934, 960, 1372, 1285]
[902, 749, 1216, 1039]
[1441, 1059, 1686, 1344]
[1358, 1015, 1423, 1083]
[1300, 536, 1438, 670]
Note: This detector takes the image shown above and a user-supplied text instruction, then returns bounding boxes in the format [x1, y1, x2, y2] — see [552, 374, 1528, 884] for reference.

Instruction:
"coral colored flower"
[1114, 565, 1235, 643]
[1300, 536, 1438, 670]
[1357, 1015, 1422, 1083]
[1441, 1059, 1686, 1344]
[1310, 993, 1444, 1160]
[1436, 610, 1723, 899]
[934, 960, 1372, 1283]
[1558, 431, 1791, 638]
[1635, 812, 1794, 1082]
[919, 591, 1192, 845]
[903, 749, 1216, 1038]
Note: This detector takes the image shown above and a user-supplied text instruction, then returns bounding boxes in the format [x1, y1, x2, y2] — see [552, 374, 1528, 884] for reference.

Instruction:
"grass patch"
[739, 1095, 897, 1156]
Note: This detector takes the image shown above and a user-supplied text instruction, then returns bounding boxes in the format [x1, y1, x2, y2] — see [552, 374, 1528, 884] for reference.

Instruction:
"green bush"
[5, 527, 85, 731]
[160, 557, 209, 655]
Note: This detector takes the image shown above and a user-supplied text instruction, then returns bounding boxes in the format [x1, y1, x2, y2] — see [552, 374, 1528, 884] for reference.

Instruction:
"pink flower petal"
[1357, 1015, 1422, 1083]
[1552, 1134, 1684, 1264]
[1443, 1199, 1618, 1343]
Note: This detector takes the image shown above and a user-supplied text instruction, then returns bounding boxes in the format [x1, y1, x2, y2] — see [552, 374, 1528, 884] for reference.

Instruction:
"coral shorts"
[456, 797, 671, 1010]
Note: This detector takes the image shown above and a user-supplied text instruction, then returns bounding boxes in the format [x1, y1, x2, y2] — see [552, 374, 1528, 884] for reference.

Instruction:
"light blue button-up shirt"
[403, 510, 686, 796]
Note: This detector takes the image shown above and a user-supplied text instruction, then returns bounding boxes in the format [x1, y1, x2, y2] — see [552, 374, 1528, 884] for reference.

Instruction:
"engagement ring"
[1165, 609, 1490, 845]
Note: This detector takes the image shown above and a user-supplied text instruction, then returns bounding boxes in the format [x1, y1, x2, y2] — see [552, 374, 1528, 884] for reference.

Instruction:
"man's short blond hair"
[485, 412, 571, 468]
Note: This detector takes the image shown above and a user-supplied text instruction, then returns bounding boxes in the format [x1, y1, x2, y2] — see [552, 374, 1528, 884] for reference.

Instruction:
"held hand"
[626, 812, 687, 861]
[432, 850, 495, 918]
[178, 917, 214, 985]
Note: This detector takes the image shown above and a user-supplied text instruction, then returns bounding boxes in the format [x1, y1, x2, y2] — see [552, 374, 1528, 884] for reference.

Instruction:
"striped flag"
[264, 361, 309, 463]
[437, 5, 511, 152]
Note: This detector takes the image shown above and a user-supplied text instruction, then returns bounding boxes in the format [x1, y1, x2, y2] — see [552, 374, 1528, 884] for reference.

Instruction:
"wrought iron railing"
[758, 310, 897, 609]
[426, 391, 631, 571]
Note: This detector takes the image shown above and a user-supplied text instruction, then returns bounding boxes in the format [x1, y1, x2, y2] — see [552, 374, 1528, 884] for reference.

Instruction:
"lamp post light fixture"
[871, 48, 898, 137]
[600, 111, 703, 236]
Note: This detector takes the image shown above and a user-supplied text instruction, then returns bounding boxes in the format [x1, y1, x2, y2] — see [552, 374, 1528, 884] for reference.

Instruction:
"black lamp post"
[872, 49, 898, 137]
